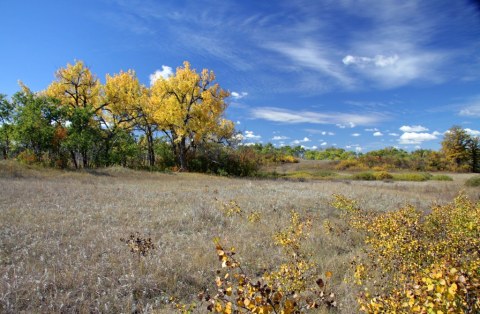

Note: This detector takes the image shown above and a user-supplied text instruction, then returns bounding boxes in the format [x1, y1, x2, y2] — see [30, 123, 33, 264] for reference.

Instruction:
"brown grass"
[0, 160, 478, 313]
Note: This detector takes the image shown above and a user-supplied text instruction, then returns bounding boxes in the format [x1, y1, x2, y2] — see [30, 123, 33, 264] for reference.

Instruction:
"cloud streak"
[251, 107, 385, 126]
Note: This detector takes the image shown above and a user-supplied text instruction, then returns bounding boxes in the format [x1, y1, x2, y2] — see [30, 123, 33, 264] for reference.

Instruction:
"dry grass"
[0, 160, 478, 313]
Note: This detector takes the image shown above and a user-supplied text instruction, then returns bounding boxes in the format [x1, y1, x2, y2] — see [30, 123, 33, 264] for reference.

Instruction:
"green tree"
[13, 88, 65, 163]
[0, 94, 14, 159]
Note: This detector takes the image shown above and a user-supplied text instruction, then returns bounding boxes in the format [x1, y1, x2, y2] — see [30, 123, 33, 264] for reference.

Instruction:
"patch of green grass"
[465, 175, 480, 187]
[392, 172, 432, 182]
[431, 174, 453, 181]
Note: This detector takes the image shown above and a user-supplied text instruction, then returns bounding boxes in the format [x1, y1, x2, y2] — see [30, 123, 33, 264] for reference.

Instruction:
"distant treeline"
[246, 127, 479, 173]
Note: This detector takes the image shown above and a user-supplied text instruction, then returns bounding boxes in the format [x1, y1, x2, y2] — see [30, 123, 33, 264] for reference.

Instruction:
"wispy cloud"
[458, 96, 480, 117]
[272, 135, 289, 141]
[265, 40, 355, 88]
[251, 107, 385, 126]
[304, 129, 335, 136]
[373, 131, 383, 137]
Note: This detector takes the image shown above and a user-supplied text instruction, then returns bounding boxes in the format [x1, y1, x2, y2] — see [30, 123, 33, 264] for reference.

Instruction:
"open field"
[1, 160, 479, 313]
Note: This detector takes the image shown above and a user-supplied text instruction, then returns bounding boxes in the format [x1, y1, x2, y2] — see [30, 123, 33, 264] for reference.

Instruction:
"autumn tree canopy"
[150, 61, 234, 170]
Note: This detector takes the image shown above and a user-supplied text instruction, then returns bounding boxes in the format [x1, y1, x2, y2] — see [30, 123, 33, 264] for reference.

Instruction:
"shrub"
[16, 149, 37, 165]
[334, 159, 366, 171]
[279, 155, 299, 163]
[374, 171, 393, 180]
[466, 175, 480, 187]
[352, 172, 376, 181]
[431, 174, 453, 181]
[393, 172, 432, 181]
[331, 192, 480, 313]
[202, 211, 337, 313]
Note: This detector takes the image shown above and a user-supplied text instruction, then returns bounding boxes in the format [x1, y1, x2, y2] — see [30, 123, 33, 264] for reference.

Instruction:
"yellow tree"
[46, 60, 102, 111]
[104, 70, 158, 166]
[441, 126, 472, 172]
[150, 61, 234, 170]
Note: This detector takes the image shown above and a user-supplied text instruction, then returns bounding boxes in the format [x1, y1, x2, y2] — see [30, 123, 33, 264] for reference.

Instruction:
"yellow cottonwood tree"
[104, 70, 158, 166]
[150, 61, 234, 170]
[46, 61, 102, 111]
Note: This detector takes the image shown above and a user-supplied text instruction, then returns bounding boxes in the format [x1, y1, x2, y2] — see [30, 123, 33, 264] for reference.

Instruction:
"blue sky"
[1, 0, 480, 152]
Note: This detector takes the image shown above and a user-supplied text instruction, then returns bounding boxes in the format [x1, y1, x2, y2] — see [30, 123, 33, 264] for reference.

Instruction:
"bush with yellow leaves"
[330, 192, 480, 313]
[182, 210, 336, 313]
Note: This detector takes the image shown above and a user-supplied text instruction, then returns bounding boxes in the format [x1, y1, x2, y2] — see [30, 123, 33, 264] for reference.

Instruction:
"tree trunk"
[82, 149, 88, 168]
[146, 128, 155, 167]
[70, 150, 78, 169]
[178, 137, 187, 171]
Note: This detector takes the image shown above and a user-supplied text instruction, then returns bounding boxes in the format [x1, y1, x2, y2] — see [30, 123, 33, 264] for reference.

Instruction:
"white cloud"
[373, 131, 383, 137]
[336, 122, 357, 129]
[236, 121, 241, 125]
[355, 146, 363, 153]
[251, 107, 383, 126]
[291, 137, 311, 145]
[233, 133, 244, 141]
[365, 128, 379, 132]
[398, 132, 438, 145]
[343, 54, 399, 67]
[399, 125, 429, 132]
[352, 133, 361, 137]
[458, 98, 480, 117]
[231, 91, 248, 100]
[304, 129, 335, 135]
[149, 65, 173, 85]
[465, 128, 480, 136]
[388, 132, 399, 136]
[272, 135, 289, 141]
[244, 130, 261, 140]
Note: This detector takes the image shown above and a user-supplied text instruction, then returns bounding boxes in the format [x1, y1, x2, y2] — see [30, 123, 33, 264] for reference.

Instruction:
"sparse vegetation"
[465, 175, 480, 187]
[1, 161, 478, 313]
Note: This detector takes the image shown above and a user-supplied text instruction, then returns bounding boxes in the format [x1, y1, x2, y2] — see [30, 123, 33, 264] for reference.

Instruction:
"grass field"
[1, 160, 478, 313]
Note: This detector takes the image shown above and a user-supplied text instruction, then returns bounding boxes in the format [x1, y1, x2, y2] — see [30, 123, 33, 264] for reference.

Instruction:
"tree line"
[302, 128, 479, 173]
[0, 61, 258, 174]
[0, 60, 478, 174]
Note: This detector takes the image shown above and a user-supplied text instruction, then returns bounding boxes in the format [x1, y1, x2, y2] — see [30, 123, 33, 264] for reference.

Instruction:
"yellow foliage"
[331, 192, 480, 313]
[150, 61, 234, 146]
[199, 211, 336, 313]
[46, 60, 101, 111]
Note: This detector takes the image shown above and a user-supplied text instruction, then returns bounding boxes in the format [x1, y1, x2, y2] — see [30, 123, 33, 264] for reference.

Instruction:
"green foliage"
[189, 145, 260, 177]
[304, 147, 357, 161]
[465, 175, 480, 187]
[392, 172, 432, 182]
[352, 172, 377, 181]
[431, 174, 453, 181]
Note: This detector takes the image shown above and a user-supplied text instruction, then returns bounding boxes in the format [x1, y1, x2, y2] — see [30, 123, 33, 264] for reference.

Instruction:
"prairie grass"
[0, 160, 478, 313]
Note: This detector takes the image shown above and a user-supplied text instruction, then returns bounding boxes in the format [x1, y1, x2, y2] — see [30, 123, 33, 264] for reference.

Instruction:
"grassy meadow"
[0, 160, 478, 313]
